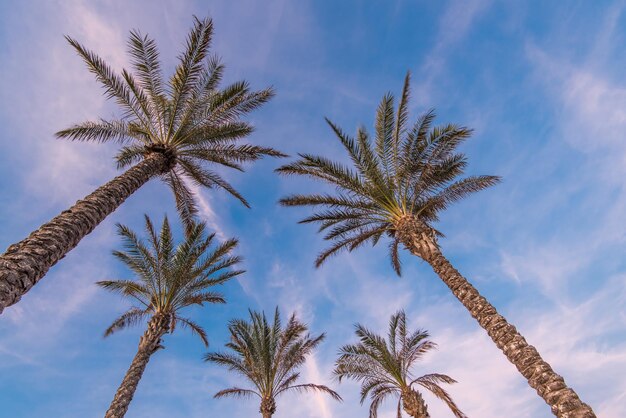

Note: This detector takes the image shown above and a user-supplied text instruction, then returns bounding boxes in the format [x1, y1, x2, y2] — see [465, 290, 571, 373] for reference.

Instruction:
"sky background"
[0, 0, 625, 417]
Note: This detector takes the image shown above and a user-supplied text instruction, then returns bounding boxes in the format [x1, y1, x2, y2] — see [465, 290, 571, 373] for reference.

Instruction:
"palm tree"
[335, 311, 465, 418]
[99, 215, 243, 418]
[0, 16, 283, 314]
[277, 73, 595, 417]
[205, 308, 342, 418]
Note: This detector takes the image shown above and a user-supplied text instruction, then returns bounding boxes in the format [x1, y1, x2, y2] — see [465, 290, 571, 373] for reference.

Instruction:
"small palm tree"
[277, 73, 595, 417]
[99, 215, 243, 418]
[0, 16, 283, 314]
[334, 311, 465, 418]
[205, 308, 342, 418]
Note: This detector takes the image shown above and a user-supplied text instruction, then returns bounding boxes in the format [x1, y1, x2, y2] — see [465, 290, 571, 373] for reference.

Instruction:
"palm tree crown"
[99, 215, 243, 344]
[58, 16, 285, 227]
[278, 72, 499, 274]
[334, 311, 465, 418]
[205, 308, 341, 417]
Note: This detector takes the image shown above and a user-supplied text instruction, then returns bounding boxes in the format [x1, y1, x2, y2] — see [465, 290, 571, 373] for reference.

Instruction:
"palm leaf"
[103, 307, 150, 337]
[177, 316, 209, 346]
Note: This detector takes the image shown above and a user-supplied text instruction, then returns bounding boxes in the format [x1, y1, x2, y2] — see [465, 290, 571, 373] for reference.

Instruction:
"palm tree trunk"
[402, 389, 430, 418]
[0, 152, 170, 314]
[104, 314, 170, 418]
[395, 216, 595, 418]
[260, 397, 276, 418]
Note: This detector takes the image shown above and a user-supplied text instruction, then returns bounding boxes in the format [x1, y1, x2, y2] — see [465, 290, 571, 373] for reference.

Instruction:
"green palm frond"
[127, 29, 164, 102]
[99, 215, 242, 343]
[96, 279, 151, 307]
[176, 157, 250, 207]
[103, 307, 150, 337]
[181, 291, 226, 306]
[56, 120, 132, 144]
[414, 375, 467, 418]
[64, 36, 149, 126]
[278, 72, 499, 275]
[115, 144, 146, 169]
[163, 168, 199, 231]
[375, 93, 395, 179]
[277, 383, 342, 401]
[334, 311, 464, 418]
[176, 316, 209, 346]
[214, 387, 259, 399]
[167, 17, 214, 136]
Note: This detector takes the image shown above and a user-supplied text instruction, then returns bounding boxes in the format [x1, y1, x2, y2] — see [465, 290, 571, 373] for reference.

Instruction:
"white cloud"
[526, 46, 626, 159]
[184, 179, 227, 240]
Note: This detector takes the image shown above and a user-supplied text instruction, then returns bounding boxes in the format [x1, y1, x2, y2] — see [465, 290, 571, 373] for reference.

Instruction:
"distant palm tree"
[205, 308, 341, 418]
[99, 215, 243, 418]
[335, 311, 465, 418]
[0, 16, 283, 314]
[277, 73, 595, 417]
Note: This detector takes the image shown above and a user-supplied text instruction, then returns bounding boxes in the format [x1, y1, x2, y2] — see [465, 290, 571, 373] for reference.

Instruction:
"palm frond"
[393, 72, 411, 163]
[177, 316, 209, 346]
[163, 169, 199, 232]
[389, 239, 402, 276]
[127, 29, 164, 100]
[277, 154, 368, 196]
[214, 387, 259, 399]
[167, 16, 214, 137]
[55, 120, 131, 143]
[419, 175, 501, 215]
[182, 291, 226, 306]
[415, 378, 467, 418]
[96, 279, 150, 306]
[375, 92, 395, 179]
[205, 83, 275, 125]
[176, 158, 250, 208]
[115, 144, 146, 169]
[103, 307, 150, 337]
[65, 36, 148, 125]
[278, 383, 342, 401]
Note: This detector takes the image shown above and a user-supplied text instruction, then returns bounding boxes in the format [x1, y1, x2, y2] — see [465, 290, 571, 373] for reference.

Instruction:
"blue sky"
[1, 0, 625, 417]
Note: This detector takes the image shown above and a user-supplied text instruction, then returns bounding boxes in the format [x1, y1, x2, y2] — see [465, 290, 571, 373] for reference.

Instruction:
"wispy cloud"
[2, 1, 625, 417]
[413, 0, 492, 106]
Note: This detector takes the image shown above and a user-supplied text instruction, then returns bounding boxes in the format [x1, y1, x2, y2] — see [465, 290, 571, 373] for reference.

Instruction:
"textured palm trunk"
[260, 396, 276, 418]
[402, 389, 429, 418]
[104, 313, 170, 418]
[395, 216, 595, 418]
[0, 152, 170, 314]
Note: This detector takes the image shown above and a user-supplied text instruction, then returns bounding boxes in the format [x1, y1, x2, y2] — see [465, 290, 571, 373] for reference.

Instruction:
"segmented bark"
[402, 389, 429, 418]
[0, 152, 170, 314]
[260, 396, 276, 418]
[394, 216, 595, 418]
[104, 313, 170, 418]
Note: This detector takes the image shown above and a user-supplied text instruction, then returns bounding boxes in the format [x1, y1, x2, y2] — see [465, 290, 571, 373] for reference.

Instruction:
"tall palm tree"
[99, 215, 243, 418]
[205, 308, 342, 418]
[0, 17, 283, 314]
[335, 311, 465, 418]
[277, 73, 595, 417]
